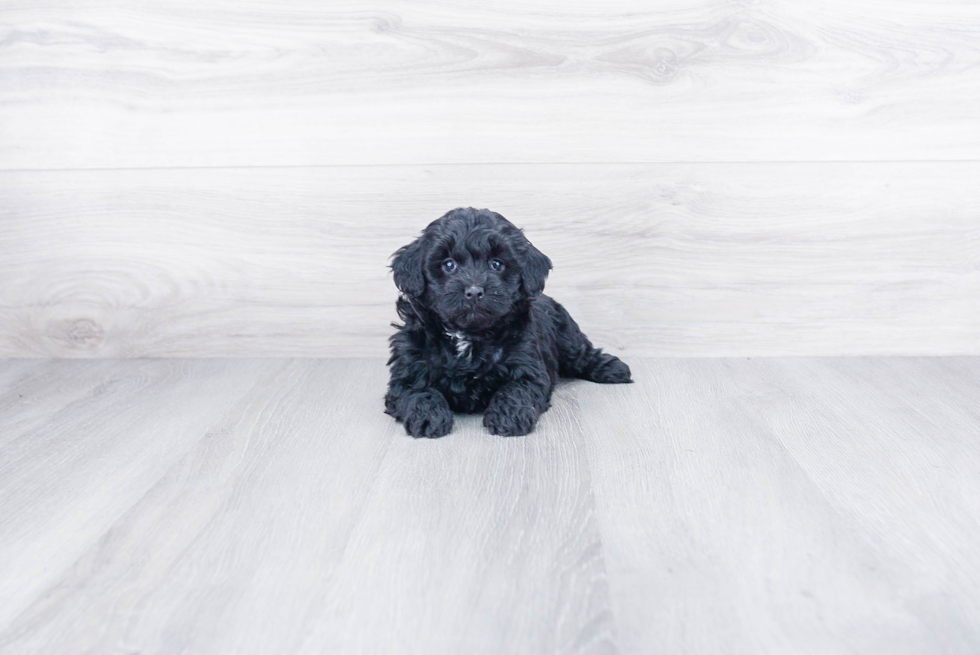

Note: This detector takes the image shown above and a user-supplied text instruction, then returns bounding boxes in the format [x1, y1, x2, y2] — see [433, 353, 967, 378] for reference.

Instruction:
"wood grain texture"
[579, 358, 980, 654]
[0, 358, 613, 655]
[292, 382, 614, 655]
[0, 359, 283, 634]
[0, 359, 403, 655]
[1, 0, 979, 168]
[2, 163, 978, 358]
[1, 357, 978, 653]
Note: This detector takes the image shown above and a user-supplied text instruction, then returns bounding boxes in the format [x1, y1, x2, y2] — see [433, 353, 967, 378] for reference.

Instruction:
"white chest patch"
[446, 330, 472, 358]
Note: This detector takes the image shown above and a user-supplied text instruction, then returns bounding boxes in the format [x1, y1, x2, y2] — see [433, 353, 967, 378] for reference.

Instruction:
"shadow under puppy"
[385, 207, 632, 438]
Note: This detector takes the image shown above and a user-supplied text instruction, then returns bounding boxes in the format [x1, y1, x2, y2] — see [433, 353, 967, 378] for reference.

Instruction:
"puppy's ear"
[521, 240, 552, 295]
[391, 238, 426, 297]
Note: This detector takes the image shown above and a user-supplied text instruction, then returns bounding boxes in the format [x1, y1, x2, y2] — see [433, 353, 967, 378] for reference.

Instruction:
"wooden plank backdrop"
[2, 164, 978, 357]
[1, 0, 979, 356]
[1, 0, 979, 168]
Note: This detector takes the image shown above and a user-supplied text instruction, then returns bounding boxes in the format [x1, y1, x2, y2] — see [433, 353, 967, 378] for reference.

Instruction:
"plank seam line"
[2, 160, 980, 173]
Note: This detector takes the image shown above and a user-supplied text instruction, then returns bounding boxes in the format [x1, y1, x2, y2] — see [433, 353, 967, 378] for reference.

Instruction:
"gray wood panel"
[1, 357, 978, 653]
[0, 359, 282, 633]
[0, 359, 398, 654]
[291, 383, 614, 655]
[2, 163, 978, 358]
[0, 359, 613, 655]
[579, 358, 980, 654]
[1, 0, 978, 169]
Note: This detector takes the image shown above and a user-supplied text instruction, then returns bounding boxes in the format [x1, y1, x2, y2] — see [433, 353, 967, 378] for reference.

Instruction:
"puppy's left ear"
[391, 238, 426, 297]
[521, 240, 552, 295]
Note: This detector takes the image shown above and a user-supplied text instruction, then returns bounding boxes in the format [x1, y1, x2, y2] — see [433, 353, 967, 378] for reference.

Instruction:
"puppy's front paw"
[483, 396, 539, 437]
[591, 355, 632, 384]
[404, 394, 454, 438]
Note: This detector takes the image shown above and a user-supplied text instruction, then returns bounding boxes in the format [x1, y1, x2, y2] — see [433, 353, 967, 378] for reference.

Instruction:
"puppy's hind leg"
[554, 302, 632, 384]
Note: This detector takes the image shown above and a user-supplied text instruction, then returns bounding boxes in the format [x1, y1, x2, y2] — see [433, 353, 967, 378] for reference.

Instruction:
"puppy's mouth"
[451, 313, 494, 331]
[445, 306, 502, 331]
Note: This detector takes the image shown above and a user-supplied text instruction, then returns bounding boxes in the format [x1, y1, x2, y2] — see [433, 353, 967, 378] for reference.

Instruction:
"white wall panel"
[1, 0, 978, 168]
[2, 163, 977, 357]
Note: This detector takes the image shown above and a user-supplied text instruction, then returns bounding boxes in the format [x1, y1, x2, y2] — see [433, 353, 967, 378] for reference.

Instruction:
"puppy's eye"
[489, 259, 504, 272]
[443, 259, 457, 272]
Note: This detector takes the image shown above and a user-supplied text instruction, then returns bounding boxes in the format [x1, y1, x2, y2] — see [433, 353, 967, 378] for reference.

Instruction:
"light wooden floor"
[1, 357, 977, 654]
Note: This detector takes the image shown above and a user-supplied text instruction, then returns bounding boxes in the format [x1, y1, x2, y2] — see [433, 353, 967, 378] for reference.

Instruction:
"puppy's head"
[391, 208, 552, 331]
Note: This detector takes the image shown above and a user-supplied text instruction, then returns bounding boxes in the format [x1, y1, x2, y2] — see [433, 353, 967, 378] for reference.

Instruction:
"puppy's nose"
[464, 285, 484, 300]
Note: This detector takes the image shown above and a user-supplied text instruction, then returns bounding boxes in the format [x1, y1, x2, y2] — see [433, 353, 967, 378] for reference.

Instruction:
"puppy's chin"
[444, 308, 503, 332]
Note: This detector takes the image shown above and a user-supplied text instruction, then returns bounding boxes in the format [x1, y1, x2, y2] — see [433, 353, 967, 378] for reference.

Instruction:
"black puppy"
[385, 207, 631, 438]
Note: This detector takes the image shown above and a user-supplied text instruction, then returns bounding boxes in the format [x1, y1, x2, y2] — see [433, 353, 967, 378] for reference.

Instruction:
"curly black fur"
[385, 207, 632, 438]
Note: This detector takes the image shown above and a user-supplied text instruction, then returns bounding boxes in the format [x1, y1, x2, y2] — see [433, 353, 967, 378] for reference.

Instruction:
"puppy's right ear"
[520, 240, 552, 295]
[390, 238, 426, 297]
